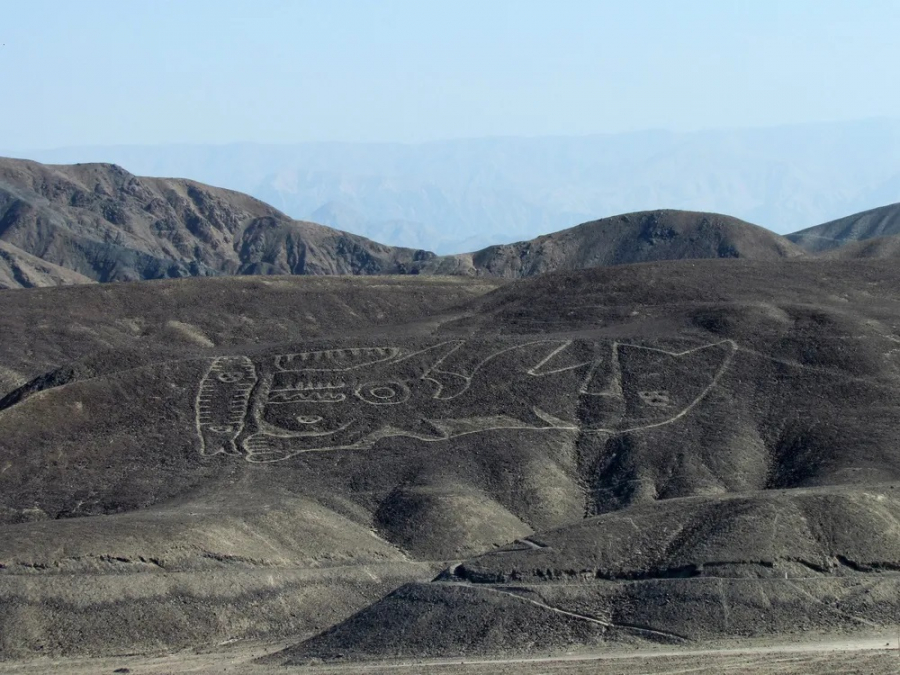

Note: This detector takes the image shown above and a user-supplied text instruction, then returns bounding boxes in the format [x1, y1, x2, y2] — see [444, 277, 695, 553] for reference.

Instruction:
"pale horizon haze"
[2, 0, 900, 148]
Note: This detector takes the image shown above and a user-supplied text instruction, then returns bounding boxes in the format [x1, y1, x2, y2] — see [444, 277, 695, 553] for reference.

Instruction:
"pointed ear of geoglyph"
[388, 341, 465, 378]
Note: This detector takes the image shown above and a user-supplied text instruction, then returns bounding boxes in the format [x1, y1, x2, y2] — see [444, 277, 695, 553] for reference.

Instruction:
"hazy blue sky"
[2, 0, 899, 149]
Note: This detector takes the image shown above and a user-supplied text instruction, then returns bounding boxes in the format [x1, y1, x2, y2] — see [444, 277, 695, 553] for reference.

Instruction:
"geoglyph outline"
[195, 339, 737, 462]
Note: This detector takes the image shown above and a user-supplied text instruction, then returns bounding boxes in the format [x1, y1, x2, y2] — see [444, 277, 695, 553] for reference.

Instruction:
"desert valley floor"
[3, 635, 900, 674]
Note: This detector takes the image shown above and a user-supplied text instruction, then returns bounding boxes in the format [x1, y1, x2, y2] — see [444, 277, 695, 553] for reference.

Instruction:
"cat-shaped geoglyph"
[195, 339, 736, 462]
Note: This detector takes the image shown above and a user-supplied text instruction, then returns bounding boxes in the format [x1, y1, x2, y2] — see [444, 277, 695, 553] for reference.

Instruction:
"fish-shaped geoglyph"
[196, 356, 258, 456]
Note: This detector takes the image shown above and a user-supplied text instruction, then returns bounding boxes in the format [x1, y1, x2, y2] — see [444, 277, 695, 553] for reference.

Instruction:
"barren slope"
[788, 202, 900, 253]
[288, 487, 900, 660]
[0, 274, 502, 399]
[0, 240, 94, 289]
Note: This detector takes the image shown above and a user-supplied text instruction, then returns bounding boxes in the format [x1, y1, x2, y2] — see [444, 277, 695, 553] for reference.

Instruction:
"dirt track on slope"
[3, 634, 899, 675]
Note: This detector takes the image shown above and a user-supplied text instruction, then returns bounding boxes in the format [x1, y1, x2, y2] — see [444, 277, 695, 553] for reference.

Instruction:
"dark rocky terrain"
[422, 210, 804, 277]
[2, 259, 900, 662]
[0, 158, 434, 289]
[788, 202, 900, 254]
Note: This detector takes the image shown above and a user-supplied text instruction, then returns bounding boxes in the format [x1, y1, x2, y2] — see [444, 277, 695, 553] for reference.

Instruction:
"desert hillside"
[2, 259, 900, 661]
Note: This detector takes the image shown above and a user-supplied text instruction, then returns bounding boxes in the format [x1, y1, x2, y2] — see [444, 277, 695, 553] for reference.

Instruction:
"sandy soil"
[3, 634, 899, 675]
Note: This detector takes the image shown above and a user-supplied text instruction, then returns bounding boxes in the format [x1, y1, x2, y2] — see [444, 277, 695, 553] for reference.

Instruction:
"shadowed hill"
[420, 210, 804, 277]
[788, 202, 900, 253]
[0, 157, 434, 288]
[4, 260, 900, 658]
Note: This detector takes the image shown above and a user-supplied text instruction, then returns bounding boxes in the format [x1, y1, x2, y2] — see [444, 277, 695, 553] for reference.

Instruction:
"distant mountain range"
[1, 156, 899, 289]
[9, 118, 900, 252]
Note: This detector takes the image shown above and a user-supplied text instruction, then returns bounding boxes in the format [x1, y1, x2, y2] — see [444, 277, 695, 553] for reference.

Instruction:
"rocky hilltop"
[423, 209, 804, 277]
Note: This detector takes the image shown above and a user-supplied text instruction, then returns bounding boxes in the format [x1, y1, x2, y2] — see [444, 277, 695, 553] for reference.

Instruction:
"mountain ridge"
[0, 157, 814, 289]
